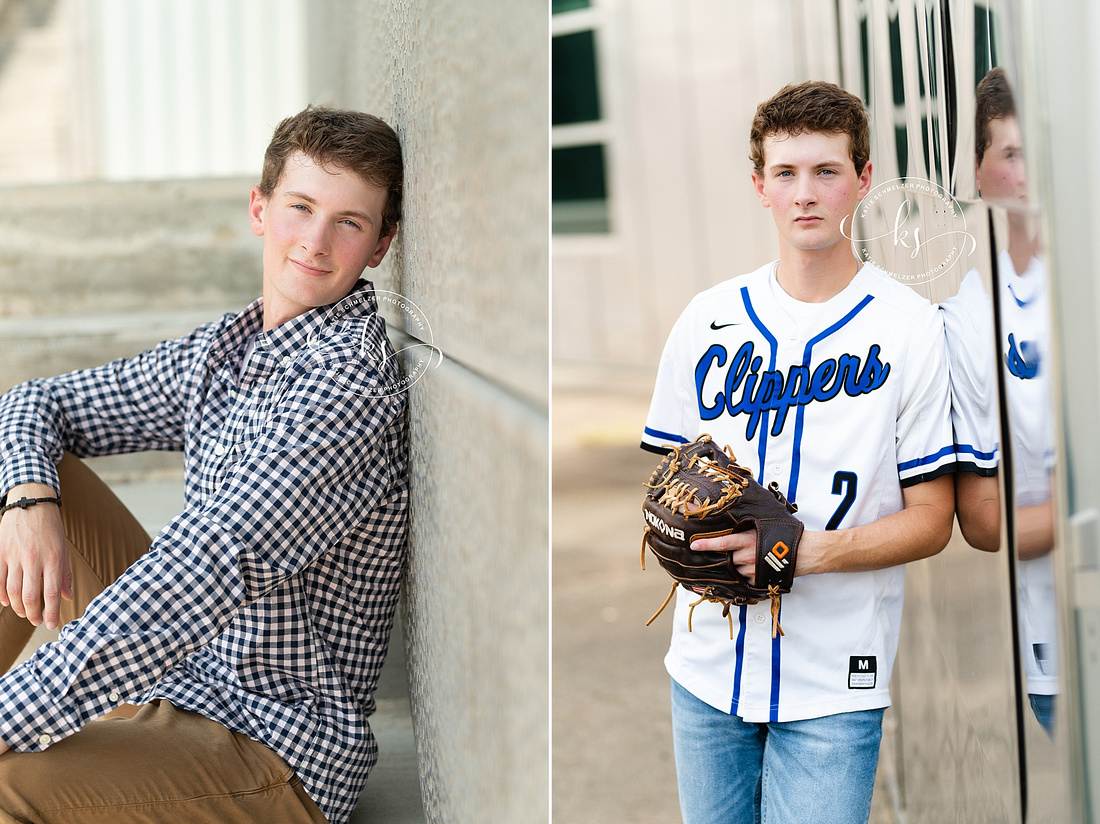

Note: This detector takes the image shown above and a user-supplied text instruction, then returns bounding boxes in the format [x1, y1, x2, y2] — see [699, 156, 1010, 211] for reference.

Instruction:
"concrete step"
[0, 306, 244, 390]
[0, 306, 247, 484]
[0, 178, 261, 317]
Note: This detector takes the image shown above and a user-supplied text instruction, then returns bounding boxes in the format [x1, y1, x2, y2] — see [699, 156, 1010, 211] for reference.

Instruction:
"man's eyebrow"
[282, 190, 376, 222]
[767, 159, 847, 172]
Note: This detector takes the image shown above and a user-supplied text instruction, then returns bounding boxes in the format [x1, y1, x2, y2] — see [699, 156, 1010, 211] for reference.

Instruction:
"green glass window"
[552, 0, 591, 13]
[553, 144, 610, 233]
[553, 30, 601, 125]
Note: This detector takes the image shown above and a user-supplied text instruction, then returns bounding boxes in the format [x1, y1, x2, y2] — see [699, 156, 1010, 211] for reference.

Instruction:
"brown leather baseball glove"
[641, 434, 803, 639]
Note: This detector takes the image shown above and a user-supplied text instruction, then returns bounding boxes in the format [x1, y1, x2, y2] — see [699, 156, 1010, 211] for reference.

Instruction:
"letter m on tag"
[848, 656, 877, 689]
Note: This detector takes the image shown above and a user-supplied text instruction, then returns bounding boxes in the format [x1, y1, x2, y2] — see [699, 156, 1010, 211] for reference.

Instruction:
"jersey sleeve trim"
[644, 425, 688, 444]
[640, 440, 674, 456]
[641, 427, 689, 455]
[899, 462, 955, 488]
[898, 444, 955, 471]
[898, 444, 955, 486]
[953, 443, 998, 476]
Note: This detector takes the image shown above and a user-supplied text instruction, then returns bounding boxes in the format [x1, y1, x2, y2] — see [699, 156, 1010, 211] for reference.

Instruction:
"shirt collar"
[209, 280, 379, 372]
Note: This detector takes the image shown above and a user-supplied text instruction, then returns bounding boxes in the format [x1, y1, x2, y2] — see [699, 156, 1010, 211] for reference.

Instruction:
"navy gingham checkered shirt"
[0, 281, 409, 824]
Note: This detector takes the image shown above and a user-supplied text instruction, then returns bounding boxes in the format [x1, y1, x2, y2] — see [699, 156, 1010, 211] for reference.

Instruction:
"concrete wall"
[307, 3, 549, 822]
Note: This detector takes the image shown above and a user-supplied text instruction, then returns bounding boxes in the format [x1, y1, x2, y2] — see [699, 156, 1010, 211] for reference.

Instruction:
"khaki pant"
[0, 455, 329, 823]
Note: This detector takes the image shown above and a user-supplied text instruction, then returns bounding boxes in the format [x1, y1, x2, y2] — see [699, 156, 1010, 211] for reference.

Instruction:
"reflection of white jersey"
[939, 251, 1057, 694]
[642, 261, 953, 723]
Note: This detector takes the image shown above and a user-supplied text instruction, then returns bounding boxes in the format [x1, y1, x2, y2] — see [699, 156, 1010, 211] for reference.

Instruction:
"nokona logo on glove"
[643, 508, 686, 541]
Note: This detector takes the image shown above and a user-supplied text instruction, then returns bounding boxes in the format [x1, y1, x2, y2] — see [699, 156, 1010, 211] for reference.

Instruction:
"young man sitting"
[0, 106, 409, 824]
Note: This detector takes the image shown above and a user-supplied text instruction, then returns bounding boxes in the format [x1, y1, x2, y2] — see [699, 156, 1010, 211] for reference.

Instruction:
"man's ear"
[366, 226, 398, 268]
[751, 170, 770, 208]
[857, 160, 873, 199]
[248, 187, 267, 237]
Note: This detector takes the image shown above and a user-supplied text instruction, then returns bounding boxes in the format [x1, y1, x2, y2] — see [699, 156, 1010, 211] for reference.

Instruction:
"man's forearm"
[796, 476, 954, 575]
[698, 475, 956, 582]
[5, 482, 59, 502]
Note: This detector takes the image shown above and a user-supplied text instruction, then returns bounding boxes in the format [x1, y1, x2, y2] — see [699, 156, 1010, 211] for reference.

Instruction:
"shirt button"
[754, 613, 766, 625]
[214, 444, 226, 457]
[282, 355, 292, 365]
[38, 733, 52, 746]
[108, 691, 120, 703]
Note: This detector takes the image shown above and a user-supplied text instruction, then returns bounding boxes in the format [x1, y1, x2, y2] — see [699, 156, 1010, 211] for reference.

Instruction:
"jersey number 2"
[826, 471, 857, 530]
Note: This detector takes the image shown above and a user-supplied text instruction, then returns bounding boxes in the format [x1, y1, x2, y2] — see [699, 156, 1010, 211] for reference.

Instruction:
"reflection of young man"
[942, 66, 1058, 732]
[641, 81, 954, 823]
[0, 107, 409, 823]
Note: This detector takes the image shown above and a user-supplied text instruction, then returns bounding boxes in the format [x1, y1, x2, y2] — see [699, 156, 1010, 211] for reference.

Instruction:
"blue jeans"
[1029, 693, 1055, 736]
[670, 678, 885, 824]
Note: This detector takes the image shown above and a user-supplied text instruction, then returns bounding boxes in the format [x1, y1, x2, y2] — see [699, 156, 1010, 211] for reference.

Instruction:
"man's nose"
[300, 221, 331, 256]
[794, 178, 818, 206]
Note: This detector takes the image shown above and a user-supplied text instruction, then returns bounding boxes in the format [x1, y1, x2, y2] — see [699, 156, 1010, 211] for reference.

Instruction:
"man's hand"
[0, 739, 8, 756]
[0, 483, 72, 630]
[691, 530, 762, 585]
[691, 529, 821, 585]
[691, 476, 955, 582]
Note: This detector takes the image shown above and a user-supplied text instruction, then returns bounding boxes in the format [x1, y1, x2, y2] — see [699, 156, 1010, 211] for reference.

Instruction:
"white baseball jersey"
[940, 251, 1057, 694]
[642, 261, 953, 723]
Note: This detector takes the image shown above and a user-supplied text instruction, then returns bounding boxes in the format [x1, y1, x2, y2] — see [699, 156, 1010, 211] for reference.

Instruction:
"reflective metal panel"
[837, 1, 1080, 820]
[962, 10, 1074, 822]
[990, 2, 1079, 821]
[852, 0, 1078, 819]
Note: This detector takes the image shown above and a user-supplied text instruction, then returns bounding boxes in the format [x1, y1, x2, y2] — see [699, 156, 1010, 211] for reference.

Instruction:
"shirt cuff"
[0, 445, 60, 498]
[0, 659, 81, 752]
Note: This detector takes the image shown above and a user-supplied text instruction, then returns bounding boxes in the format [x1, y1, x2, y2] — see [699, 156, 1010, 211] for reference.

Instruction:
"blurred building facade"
[552, 0, 840, 375]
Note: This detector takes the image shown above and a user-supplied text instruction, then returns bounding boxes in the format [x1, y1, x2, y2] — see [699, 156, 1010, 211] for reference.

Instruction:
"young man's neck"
[774, 244, 862, 303]
[1006, 212, 1041, 276]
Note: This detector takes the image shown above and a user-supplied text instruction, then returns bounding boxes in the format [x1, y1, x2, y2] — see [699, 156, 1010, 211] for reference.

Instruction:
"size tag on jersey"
[1033, 643, 1054, 676]
[849, 656, 877, 689]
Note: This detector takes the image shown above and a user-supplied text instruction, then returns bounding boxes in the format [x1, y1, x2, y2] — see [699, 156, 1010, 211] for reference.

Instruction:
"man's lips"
[290, 259, 331, 276]
[794, 215, 823, 223]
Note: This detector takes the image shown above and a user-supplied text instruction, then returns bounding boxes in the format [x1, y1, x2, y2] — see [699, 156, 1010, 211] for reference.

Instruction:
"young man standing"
[0, 107, 408, 824]
[641, 81, 955, 823]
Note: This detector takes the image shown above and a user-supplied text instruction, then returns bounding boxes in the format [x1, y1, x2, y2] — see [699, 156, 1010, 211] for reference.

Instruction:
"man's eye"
[340, 220, 362, 229]
[291, 204, 309, 212]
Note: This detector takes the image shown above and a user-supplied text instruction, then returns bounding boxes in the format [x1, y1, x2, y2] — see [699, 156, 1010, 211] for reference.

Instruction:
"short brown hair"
[749, 81, 870, 177]
[975, 67, 1016, 165]
[259, 106, 404, 237]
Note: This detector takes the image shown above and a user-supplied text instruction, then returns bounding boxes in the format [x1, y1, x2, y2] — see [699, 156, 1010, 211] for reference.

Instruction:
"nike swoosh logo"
[710, 321, 741, 330]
